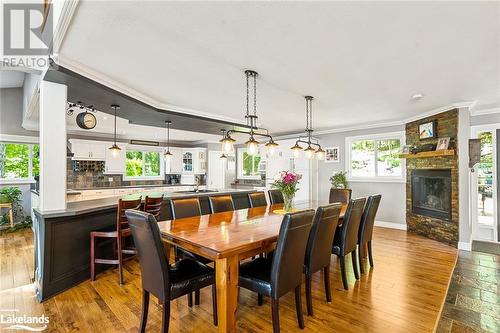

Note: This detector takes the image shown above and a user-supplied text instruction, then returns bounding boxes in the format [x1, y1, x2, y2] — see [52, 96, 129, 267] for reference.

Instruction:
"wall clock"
[76, 112, 97, 130]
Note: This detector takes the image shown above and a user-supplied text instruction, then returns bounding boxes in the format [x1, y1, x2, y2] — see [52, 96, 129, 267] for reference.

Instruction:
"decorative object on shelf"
[271, 171, 302, 212]
[164, 120, 173, 160]
[436, 137, 451, 151]
[290, 96, 325, 159]
[329, 171, 348, 189]
[418, 120, 436, 140]
[108, 104, 121, 155]
[219, 70, 278, 156]
[401, 145, 412, 154]
[468, 138, 481, 169]
[67, 101, 97, 130]
[410, 143, 436, 154]
[324, 147, 339, 163]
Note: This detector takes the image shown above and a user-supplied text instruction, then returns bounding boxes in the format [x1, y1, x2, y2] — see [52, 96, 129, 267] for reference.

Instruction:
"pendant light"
[219, 70, 278, 156]
[108, 104, 121, 156]
[164, 120, 173, 159]
[290, 96, 325, 160]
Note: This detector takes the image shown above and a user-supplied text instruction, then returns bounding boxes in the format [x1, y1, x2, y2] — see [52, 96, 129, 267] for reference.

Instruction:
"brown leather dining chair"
[248, 191, 268, 208]
[90, 196, 142, 284]
[169, 197, 211, 306]
[239, 210, 315, 333]
[125, 210, 218, 333]
[358, 194, 382, 274]
[144, 195, 164, 218]
[304, 203, 342, 316]
[329, 188, 352, 204]
[208, 195, 235, 213]
[332, 197, 366, 290]
[268, 189, 284, 205]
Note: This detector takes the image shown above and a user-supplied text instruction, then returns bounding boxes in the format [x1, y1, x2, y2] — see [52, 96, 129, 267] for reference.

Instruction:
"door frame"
[208, 150, 226, 189]
[470, 124, 500, 242]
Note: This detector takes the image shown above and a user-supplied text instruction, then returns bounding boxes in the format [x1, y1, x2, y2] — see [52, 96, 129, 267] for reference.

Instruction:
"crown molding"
[470, 107, 500, 117]
[51, 0, 80, 54]
[52, 55, 246, 126]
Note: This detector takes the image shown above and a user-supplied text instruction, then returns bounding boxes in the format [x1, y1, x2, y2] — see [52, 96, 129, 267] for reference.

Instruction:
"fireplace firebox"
[411, 169, 452, 221]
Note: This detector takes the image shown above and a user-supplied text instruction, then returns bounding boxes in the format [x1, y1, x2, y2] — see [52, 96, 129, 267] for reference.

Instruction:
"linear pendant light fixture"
[164, 120, 173, 159]
[220, 70, 278, 156]
[290, 96, 325, 160]
[108, 104, 121, 156]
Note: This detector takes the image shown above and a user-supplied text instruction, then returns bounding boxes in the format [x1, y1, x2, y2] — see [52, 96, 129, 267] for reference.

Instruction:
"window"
[237, 148, 262, 179]
[0, 142, 39, 182]
[125, 150, 161, 179]
[346, 132, 404, 181]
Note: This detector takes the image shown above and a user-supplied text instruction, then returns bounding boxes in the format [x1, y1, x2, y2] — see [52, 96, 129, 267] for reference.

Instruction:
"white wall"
[317, 124, 406, 226]
[0, 88, 38, 137]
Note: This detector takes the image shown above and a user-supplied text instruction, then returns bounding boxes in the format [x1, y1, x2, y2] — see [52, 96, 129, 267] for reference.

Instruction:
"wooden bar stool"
[90, 196, 142, 284]
[144, 195, 164, 218]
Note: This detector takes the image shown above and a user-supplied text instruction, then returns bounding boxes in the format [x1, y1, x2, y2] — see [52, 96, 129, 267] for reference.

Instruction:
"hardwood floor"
[0, 227, 457, 332]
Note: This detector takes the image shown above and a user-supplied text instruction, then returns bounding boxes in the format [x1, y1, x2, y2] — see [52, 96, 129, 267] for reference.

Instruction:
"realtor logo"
[3, 3, 53, 56]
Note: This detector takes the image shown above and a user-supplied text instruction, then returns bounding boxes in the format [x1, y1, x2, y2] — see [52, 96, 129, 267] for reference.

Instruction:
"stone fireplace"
[411, 169, 451, 221]
[406, 109, 459, 247]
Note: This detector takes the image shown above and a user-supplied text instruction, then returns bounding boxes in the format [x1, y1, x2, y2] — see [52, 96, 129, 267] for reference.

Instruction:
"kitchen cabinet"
[104, 143, 126, 174]
[165, 148, 183, 174]
[181, 148, 207, 173]
[70, 139, 106, 161]
[182, 149, 195, 172]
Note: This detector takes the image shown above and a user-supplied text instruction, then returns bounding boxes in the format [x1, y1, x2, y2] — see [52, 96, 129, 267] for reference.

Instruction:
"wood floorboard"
[0, 227, 457, 332]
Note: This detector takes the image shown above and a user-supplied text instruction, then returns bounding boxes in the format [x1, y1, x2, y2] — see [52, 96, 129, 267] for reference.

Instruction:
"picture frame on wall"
[419, 120, 436, 140]
[325, 147, 340, 163]
[436, 137, 451, 151]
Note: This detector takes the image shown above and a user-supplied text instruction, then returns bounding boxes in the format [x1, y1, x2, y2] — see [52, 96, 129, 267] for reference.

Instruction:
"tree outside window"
[125, 150, 161, 178]
[0, 143, 39, 180]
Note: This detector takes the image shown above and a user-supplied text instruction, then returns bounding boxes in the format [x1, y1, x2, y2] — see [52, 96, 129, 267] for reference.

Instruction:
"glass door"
[471, 128, 498, 242]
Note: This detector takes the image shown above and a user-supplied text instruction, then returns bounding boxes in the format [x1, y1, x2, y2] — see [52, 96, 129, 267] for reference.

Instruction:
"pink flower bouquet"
[271, 171, 302, 211]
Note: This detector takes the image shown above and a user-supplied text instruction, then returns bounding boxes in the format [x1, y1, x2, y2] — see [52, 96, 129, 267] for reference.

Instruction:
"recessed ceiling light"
[103, 116, 108, 120]
[410, 93, 425, 101]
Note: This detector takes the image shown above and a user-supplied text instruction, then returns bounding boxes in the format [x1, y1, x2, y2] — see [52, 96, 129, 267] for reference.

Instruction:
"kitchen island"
[32, 189, 258, 302]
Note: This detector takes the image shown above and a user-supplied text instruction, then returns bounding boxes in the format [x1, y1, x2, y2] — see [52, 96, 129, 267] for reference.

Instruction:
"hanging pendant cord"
[167, 122, 170, 150]
[253, 72, 257, 117]
[113, 107, 117, 144]
[246, 71, 250, 126]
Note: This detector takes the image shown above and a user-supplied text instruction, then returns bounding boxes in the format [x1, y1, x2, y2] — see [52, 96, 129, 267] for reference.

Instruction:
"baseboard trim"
[374, 220, 407, 231]
[458, 241, 472, 251]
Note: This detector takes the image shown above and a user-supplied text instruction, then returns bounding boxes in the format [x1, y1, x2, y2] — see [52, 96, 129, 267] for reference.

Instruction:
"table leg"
[162, 242, 172, 263]
[9, 204, 14, 228]
[363, 243, 368, 258]
[216, 255, 239, 333]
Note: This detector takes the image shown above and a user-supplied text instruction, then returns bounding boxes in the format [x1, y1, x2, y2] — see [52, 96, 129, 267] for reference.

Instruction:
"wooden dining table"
[157, 201, 347, 333]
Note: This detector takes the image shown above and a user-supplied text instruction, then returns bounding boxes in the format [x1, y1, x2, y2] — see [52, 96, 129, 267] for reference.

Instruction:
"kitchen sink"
[174, 189, 218, 194]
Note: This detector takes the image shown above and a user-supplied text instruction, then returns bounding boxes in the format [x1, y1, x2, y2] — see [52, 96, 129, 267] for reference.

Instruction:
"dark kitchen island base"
[33, 190, 257, 302]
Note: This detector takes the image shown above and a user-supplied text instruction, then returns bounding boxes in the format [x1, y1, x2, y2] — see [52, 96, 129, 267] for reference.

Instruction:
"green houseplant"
[329, 171, 348, 189]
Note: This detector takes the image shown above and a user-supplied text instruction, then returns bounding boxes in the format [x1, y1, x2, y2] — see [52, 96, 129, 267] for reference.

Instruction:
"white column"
[39, 80, 67, 211]
[458, 107, 472, 250]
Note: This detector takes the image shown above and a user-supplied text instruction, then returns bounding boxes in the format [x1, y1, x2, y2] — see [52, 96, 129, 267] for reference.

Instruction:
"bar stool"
[90, 196, 142, 284]
[144, 195, 164, 218]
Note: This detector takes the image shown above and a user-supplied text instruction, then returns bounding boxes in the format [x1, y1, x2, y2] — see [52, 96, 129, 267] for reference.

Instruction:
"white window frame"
[0, 141, 38, 184]
[237, 148, 262, 180]
[345, 131, 406, 183]
[123, 146, 164, 181]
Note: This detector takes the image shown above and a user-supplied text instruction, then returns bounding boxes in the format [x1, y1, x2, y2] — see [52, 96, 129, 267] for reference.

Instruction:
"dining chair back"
[144, 195, 164, 218]
[209, 195, 235, 213]
[332, 197, 366, 289]
[268, 189, 284, 204]
[303, 203, 342, 315]
[358, 194, 381, 273]
[328, 188, 352, 204]
[125, 210, 218, 332]
[248, 192, 267, 208]
[271, 209, 315, 299]
[170, 197, 201, 219]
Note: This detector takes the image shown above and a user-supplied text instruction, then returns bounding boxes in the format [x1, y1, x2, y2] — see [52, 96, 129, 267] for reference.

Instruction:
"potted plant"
[329, 171, 348, 189]
[272, 171, 302, 212]
[0, 187, 24, 224]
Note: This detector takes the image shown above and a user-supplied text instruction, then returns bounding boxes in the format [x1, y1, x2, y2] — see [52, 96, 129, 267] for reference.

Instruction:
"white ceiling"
[58, 1, 500, 134]
[0, 70, 25, 88]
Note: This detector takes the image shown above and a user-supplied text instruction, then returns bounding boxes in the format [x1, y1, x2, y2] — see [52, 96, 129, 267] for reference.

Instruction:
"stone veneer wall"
[406, 109, 459, 247]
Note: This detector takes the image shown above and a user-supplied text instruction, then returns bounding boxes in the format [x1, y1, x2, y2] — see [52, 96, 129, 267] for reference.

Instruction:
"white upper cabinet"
[70, 139, 107, 161]
[165, 148, 183, 174]
[104, 143, 126, 174]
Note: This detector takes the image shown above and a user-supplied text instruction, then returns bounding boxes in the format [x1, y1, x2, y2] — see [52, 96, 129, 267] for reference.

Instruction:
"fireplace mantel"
[400, 149, 455, 159]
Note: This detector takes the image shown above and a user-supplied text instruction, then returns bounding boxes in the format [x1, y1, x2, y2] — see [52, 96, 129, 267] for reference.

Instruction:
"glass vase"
[282, 192, 295, 212]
